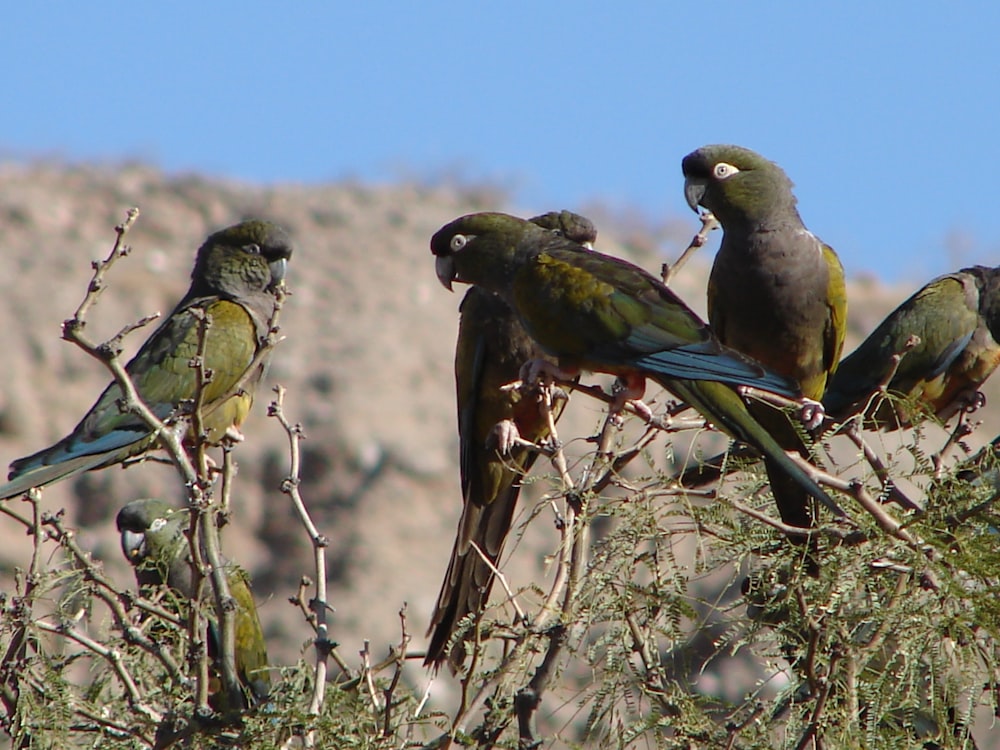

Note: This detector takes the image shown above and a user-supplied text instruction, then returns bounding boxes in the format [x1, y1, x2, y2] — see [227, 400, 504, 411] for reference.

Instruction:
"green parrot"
[431, 213, 841, 532]
[0, 220, 293, 500]
[425, 210, 596, 671]
[823, 265, 1000, 429]
[682, 145, 847, 547]
[116, 497, 270, 708]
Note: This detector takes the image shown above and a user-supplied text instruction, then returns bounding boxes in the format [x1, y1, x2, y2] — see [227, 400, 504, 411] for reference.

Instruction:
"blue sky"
[3, 3, 998, 282]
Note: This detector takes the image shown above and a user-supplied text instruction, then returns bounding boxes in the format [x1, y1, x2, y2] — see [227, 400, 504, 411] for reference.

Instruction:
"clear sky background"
[2, 3, 998, 283]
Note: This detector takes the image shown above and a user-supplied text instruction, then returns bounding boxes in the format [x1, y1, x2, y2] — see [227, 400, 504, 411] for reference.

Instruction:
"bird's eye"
[243, 243, 261, 255]
[450, 234, 468, 252]
[714, 162, 739, 180]
[149, 518, 167, 532]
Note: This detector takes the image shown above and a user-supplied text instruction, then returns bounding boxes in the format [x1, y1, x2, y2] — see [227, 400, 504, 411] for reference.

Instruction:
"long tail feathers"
[0, 451, 114, 500]
[425, 487, 520, 672]
[663, 378, 844, 518]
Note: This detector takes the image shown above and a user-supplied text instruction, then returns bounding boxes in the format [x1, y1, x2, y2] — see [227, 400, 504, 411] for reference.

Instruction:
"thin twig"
[469, 541, 527, 624]
[839, 421, 923, 511]
[662, 210, 718, 285]
[35, 620, 161, 722]
[932, 404, 979, 476]
[269, 385, 331, 746]
[39, 513, 187, 682]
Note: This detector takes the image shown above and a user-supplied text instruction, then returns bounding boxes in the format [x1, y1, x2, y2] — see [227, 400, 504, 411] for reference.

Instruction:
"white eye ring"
[714, 162, 739, 179]
[149, 518, 168, 532]
[243, 243, 261, 254]
[450, 234, 468, 252]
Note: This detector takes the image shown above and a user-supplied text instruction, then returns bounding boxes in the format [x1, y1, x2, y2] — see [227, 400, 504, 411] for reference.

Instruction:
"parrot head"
[116, 498, 189, 588]
[431, 211, 544, 293]
[191, 219, 294, 300]
[682, 145, 799, 228]
[978, 266, 1000, 341]
[527, 210, 597, 248]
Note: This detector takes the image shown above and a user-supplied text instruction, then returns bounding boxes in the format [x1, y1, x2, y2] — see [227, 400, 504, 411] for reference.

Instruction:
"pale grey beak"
[120, 530, 146, 562]
[435, 255, 456, 291]
[268, 257, 288, 288]
[683, 176, 708, 213]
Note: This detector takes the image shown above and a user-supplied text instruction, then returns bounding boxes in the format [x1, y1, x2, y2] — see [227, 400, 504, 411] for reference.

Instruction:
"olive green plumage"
[116, 497, 270, 708]
[824, 265, 1000, 429]
[683, 145, 847, 547]
[0, 220, 293, 500]
[431, 212, 840, 524]
[425, 211, 596, 672]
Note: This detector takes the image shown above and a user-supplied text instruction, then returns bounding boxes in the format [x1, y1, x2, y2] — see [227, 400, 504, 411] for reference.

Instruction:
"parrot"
[430, 213, 841, 542]
[424, 210, 596, 671]
[0, 219, 293, 500]
[682, 144, 847, 550]
[823, 265, 1000, 429]
[116, 497, 270, 708]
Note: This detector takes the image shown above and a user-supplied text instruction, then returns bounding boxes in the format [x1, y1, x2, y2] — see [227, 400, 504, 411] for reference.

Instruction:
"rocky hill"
[0, 160, 996, 701]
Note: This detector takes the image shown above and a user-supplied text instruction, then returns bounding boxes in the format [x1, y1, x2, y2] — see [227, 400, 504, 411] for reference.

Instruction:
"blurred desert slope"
[0, 160, 996, 678]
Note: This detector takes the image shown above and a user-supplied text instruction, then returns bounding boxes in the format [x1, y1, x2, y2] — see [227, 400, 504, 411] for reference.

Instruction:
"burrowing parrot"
[682, 145, 847, 549]
[116, 497, 270, 708]
[0, 220, 293, 500]
[431, 213, 841, 538]
[823, 265, 1000, 429]
[425, 210, 596, 671]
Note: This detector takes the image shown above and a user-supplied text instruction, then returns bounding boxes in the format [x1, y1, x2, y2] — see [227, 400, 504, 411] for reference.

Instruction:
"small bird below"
[0, 219, 294, 501]
[116, 497, 271, 709]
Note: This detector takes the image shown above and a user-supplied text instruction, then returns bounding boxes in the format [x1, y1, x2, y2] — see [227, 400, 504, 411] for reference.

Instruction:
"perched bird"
[116, 497, 270, 708]
[0, 220, 293, 500]
[425, 210, 596, 671]
[682, 145, 847, 547]
[431, 213, 841, 536]
[823, 265, 1000, 429]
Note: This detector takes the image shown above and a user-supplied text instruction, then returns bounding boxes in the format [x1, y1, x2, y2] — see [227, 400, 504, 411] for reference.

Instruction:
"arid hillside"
[0, 159, 996, 695]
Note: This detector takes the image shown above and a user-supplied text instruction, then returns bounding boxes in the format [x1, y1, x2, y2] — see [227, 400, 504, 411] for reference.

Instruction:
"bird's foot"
[486, 419, 521, 455]
[223, 426, 245, 443]
[609, 375, 650, 417]
[799, 398, 826, 431]
[627, 398, 655, 422]
[550, 384, 571, 405]
[518, 358, 578, 387]
[962, 390, 987, 413]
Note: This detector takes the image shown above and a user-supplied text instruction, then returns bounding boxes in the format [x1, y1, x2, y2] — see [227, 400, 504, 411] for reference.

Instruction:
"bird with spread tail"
[431, 212, 842, 537]
[682, 145, 847, 553]
[117, 497, 270, 709]
[0, 219, 293, 500]
[824, 265, 1000, 429]
[425, 210, 596, 672]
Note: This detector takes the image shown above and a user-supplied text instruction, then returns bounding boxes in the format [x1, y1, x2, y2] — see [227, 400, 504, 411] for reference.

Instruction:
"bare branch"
[662, 210, 718, 285]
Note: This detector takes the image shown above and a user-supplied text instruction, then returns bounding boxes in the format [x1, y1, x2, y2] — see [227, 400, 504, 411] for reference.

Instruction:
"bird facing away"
[682, 145, 847, 549]
[431, 211, 840, 532]
[824, 265, 1000, 429]
[424, 210, 596, 672]
[0, 220, 293, 500]
[116, 497, 270, 708]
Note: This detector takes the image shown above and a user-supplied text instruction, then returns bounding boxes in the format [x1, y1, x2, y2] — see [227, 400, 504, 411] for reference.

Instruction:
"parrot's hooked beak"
[683, 176, 708, 213]
[120, 530, 146, 562]
[267, 257, 288, 290]
[435, 255, 456, 292]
